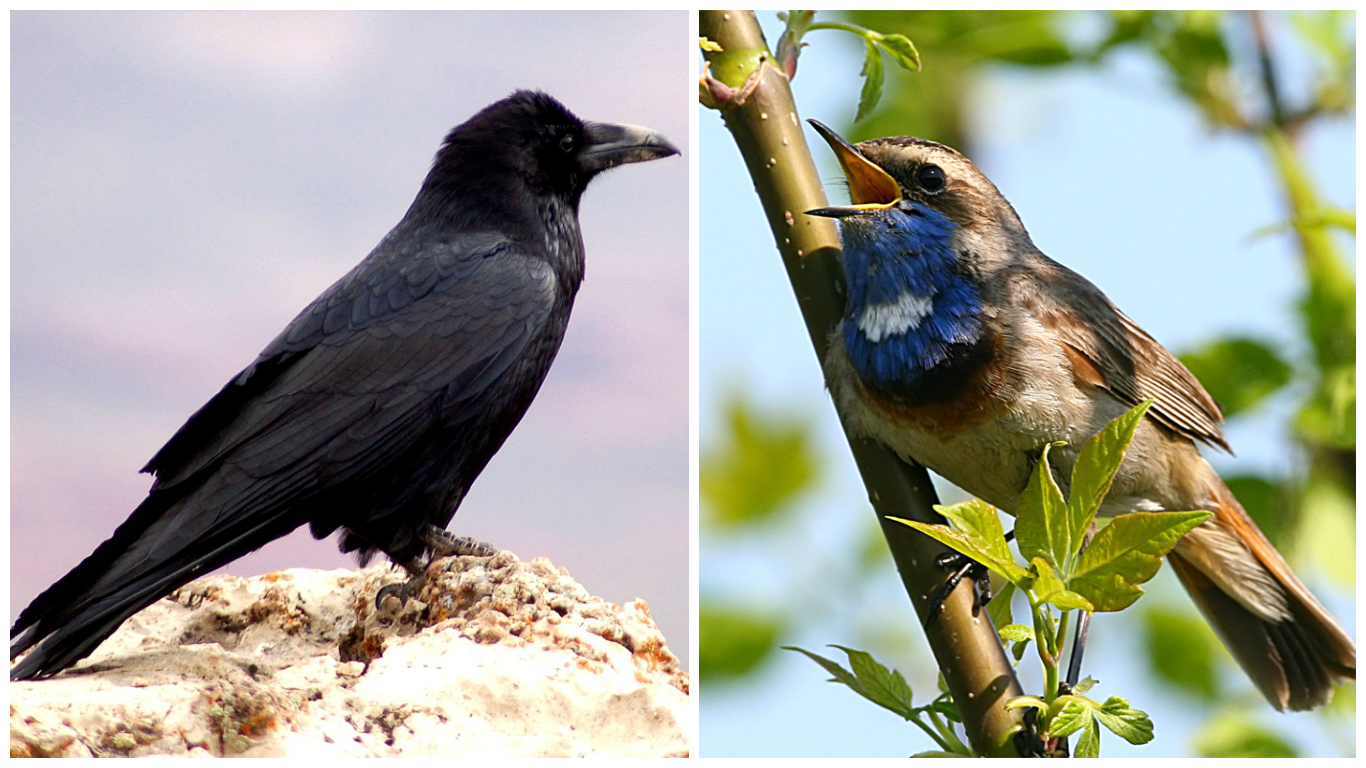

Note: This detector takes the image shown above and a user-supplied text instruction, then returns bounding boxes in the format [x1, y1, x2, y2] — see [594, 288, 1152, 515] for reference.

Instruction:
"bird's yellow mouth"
[807, 119, 902, 212]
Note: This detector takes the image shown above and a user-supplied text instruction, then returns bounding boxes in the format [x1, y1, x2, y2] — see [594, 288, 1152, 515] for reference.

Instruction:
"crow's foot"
[375, 527, 498, 610]
[421, 526, 498, 558]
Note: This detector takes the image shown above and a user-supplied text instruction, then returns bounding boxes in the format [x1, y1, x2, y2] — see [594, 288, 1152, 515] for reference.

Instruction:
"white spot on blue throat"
[856, 291, 936, 342]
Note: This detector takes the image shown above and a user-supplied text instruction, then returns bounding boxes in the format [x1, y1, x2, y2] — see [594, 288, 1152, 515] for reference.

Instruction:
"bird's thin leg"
[923, 554, 987, 629]
[1062, 525, 1098, 692]
[923, 530, 1014, 628]
[1065, 611, 1092, 690]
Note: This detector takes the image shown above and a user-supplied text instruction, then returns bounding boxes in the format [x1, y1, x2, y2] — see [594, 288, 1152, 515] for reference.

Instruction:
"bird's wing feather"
[1028, 255, 1229, 451]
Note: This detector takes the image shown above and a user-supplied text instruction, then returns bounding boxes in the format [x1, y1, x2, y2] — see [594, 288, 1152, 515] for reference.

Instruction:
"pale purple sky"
[11, 11, 690, 665]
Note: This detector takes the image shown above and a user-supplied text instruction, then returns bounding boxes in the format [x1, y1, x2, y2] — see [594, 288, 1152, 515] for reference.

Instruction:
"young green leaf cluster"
[775, 10, 920, 120]
[895, 401, 1212, 755]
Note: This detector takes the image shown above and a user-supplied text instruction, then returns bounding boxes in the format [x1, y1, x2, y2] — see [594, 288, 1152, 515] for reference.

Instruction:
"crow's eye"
[917, 164, 946, 194]
[559, 133, 576, 153]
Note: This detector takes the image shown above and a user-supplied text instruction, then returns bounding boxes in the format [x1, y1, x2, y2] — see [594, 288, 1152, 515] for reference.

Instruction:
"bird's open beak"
[805, 119, 902, 218]
[580, 122, 680, 173]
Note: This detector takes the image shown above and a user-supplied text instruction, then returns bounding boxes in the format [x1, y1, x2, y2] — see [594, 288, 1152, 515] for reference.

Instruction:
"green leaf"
[894, 498, 1027, 583]
[1178, 338, 1292, 418]
[1071, 675, 1098, 695]
[1070, 510, 1212, 611]
[856, 37, 885, 121]
[928, 691, 962, 723]
[1015, 442, 1072, 575]
[1006, 694, 1049, 712]
[1296, 459, 1357, 586]
[910, 751, 970, 758]
[876, 33, 921, 71]
[998, 621, 1033, 662]
[987, 579, 1016, 630]
[786, 645, 872, 703]
[1067, 400, 1152, 539]
[1027, 557, 1093, 612]
[699, 604, 782, 680]
[1074, 715, 1102, 758]
[998, 623, 1034, 643]
[1141, 606, 1220, 700]
[1045, 696, 1090, 738]
[1044, 694, 1147, 757]
[836, 644, 917, 716]
[1091, 696, 1154, 745]
[976, 27, 1073, 66]
[785, 645, 917, 720]
[1296, 364, 1356, 450]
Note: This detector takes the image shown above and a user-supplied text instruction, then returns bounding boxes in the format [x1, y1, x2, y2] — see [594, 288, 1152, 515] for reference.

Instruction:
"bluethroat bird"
[806, 120, 1354, 711]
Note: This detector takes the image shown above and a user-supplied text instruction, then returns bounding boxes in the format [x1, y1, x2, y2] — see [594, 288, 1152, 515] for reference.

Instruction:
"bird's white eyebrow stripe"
[857, 291, 934, 342]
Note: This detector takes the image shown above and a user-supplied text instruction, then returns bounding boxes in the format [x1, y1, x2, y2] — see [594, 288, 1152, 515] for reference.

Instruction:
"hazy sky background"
[700, 12, 1354, 758]
[11, 11, 690, 665]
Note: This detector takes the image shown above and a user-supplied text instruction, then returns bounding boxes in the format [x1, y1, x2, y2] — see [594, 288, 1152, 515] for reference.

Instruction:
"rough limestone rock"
[10, 552, 690, 757]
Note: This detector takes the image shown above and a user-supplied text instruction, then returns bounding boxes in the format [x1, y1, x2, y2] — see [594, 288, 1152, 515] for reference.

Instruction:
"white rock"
[10, 553, 691, 757]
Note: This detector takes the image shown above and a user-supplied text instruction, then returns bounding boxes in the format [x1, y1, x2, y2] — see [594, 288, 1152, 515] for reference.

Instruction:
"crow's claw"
[375, 566, 426, 611]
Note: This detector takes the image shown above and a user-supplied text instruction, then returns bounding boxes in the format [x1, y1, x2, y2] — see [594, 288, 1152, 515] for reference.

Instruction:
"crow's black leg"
[375, 556, 429, 610]
[420, 526, 498, 558]
[375, 525, 498, 609]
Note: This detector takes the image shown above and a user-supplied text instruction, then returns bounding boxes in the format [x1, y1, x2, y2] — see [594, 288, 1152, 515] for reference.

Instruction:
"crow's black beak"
[580, 122, 679, 173]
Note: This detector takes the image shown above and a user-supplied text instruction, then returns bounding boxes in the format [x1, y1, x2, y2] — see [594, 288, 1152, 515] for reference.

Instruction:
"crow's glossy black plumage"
[10, 90, 678, 680]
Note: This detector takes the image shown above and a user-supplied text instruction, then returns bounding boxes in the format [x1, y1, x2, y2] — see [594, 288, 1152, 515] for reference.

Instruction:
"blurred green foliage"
[1178, 339, 1292, 420]
[1141, 606, 1220, 701]
[1192, 713, 1298, 758]
[700, 604, 784, 682]
[845, 10, 1073, 152]
[701, 393, 820, 528]
[1221, 475, 1289, 545]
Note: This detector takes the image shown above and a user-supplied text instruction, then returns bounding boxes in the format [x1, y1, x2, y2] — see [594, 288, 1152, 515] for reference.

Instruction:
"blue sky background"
[11, 11, 690, 666]
[700, 11, 1355, 758]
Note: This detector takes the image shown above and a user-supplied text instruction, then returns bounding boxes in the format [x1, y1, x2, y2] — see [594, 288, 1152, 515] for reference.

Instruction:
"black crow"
[10, 90, 679, 680]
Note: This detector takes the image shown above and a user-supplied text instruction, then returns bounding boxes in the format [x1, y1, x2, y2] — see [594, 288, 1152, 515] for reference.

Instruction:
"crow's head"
[418, 90, 677, 218]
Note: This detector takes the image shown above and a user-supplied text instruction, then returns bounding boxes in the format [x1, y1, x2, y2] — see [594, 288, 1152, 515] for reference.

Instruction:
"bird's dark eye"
[917, 164, 946, 194]
[559, 133, 576, 154]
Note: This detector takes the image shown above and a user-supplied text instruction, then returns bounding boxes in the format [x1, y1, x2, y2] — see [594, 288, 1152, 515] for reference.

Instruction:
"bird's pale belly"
[824, 327, 1150, 515]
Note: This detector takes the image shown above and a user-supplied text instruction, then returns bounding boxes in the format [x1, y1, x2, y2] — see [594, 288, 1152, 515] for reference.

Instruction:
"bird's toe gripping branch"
[923, 549, 994, 629]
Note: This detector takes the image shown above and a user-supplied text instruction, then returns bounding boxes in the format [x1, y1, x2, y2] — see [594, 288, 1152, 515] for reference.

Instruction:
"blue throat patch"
[838, 203, 986, 398]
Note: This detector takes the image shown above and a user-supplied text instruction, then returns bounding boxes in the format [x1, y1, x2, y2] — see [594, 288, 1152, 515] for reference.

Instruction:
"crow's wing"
[148, 230, 558, 487]
[11, 231, 564, 676]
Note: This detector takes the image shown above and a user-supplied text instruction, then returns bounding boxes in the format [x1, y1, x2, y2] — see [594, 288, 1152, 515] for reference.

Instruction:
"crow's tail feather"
[10, 492, 298, 680]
